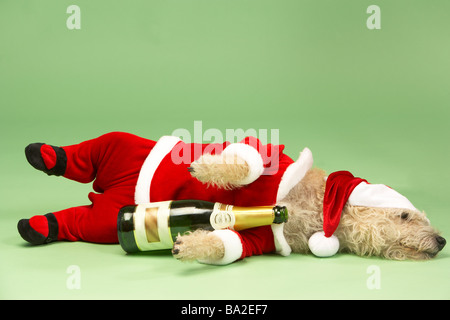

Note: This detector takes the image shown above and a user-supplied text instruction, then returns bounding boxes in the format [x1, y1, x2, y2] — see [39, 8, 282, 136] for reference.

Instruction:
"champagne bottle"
[117, 199, 288, 253]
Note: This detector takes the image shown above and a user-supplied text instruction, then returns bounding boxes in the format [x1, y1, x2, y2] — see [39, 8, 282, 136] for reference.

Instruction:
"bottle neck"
[225, 205, 285, 231]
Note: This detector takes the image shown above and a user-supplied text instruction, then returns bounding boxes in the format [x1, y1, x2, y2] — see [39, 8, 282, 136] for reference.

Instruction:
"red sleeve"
[238, 226, 276, 259]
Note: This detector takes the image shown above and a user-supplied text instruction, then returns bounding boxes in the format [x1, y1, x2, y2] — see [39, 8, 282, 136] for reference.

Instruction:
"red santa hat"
[308, 170, 418, 257]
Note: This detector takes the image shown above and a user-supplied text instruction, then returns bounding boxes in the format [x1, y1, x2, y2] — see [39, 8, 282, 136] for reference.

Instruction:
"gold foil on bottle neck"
[232, 206, 275, 231]
[210, 203, 276, 231]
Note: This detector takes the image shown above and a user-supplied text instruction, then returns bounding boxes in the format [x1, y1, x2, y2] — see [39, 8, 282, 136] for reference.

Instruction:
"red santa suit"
[22, 132, 314, 264]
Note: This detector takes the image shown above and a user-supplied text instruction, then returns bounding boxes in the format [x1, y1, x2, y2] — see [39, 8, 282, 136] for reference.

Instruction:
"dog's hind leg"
[25, 132, 154, 191]
[18, 190, 131, 245]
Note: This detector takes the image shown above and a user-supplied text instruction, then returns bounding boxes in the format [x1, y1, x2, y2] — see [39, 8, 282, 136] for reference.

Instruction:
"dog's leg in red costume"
[19, 132, 155, 245]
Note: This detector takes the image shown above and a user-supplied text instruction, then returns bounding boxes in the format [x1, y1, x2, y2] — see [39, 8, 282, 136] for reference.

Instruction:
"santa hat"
[308, 170, 418, 257]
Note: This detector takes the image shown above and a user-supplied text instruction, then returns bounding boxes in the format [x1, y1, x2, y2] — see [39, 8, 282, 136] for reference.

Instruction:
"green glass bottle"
[117, 199, 288, 253]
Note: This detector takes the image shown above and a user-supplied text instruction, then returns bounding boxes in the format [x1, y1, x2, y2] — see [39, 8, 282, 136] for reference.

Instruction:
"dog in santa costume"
[18, 132, 445, 264]
[173, 161, 446, 264]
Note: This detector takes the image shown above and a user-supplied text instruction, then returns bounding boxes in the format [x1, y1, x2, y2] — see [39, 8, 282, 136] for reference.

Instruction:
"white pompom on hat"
[308, 171, 418, 257]
[308, 231, 340, 257]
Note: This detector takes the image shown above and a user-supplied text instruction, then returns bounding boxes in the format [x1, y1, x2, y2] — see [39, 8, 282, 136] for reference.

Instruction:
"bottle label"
[210, 203, 236, 230]
[133, 201, 174, 251]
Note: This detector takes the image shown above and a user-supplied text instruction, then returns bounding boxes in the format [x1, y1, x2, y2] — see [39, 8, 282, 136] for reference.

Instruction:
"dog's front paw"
[172, 238, 193, 262]
[189, 154, 250, 190]
[188, 154, 217, 185]
[172, 230, 225, 263]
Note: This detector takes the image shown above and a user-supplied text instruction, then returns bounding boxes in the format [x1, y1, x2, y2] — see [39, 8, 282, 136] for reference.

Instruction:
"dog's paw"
[188, 154, 217, 184]
[171, 233, 201, 262]
[189, 154, 250, 190]
[172, 230, 225, 263]
[172, 238, 191, 262]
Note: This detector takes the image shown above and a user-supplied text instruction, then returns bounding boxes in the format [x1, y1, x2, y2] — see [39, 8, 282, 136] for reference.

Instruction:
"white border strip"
[276, 147, 313, 202]
[133, 201, 173, 251]
[134, 136, 181, 204]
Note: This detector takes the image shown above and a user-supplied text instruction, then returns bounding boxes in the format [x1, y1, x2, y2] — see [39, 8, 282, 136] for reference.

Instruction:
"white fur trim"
[198, 230, 243, 266]
[348, 182, 418, 211]
[271, 223, 292, 256]
[276, 147, 313, 202]
[222, 143, 264, 185]
[308, 231, 339, 257]
[134, 136, 181, 204]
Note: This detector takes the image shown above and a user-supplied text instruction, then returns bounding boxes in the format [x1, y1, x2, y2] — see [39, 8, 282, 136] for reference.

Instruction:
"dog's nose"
[436, 236, 446, 250]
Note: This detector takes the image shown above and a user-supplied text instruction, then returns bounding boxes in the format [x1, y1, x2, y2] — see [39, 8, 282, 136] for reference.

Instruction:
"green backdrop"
[1, 0, 449, 299]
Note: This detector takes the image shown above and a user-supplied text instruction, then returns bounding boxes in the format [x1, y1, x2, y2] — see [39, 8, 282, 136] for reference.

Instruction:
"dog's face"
[338, 206, 446, 260]
[388, 208, 446, 260]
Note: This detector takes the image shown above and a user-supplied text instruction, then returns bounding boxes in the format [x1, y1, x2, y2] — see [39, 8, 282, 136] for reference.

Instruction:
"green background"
[1, 0, 449, 299]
